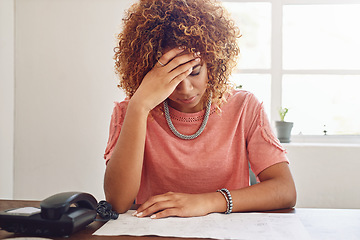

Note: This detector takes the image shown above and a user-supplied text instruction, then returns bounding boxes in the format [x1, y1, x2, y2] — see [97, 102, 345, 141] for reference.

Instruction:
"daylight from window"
[223, 1, 360, 135]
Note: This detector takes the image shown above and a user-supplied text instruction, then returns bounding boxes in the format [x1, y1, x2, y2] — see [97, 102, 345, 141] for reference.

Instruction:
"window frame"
[222, 0, 360, 142]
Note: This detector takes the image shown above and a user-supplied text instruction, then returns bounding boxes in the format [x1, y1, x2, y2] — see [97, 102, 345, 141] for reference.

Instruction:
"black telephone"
[0, 192, 98, 237]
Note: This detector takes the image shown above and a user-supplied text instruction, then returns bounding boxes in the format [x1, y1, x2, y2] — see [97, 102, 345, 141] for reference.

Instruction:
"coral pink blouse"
[104, 90, 288, 204]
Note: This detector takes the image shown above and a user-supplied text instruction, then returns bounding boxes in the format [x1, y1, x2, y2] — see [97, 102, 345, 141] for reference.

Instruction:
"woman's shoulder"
[224, 89, 261, 108]
[113, 98, 129, 110]
[110, 99, 130, 121]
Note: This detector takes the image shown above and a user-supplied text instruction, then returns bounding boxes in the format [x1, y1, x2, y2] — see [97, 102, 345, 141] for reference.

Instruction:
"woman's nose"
[176, 78, 193, 94]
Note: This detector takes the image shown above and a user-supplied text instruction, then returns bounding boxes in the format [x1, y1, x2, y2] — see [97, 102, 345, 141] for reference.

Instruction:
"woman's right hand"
[129, 47, 201, 113]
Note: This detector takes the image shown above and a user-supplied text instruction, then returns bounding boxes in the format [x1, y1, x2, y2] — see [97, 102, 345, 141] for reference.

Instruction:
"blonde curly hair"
[114, 0, 241, 107]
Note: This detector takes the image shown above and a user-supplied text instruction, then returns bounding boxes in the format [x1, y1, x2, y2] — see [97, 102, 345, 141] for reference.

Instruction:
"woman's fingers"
[133, 192, 183, 218]
[149, 208, 179, 219]
[168, 58, 200, 88]
[156, 50, 201, 90]
[133, 192, 212, 219]
[135, 201, 177, 219]
[134, 192, 174, 217]
[157, 46, 186, 67]
[158, 47, 200, 74]
[131, 47, 201, 111]
[165, 52, 199, 72]
[154, 47, 201, 86]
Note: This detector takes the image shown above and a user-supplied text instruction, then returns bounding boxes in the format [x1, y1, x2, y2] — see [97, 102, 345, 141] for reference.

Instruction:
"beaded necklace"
[163, 93, 212, 140]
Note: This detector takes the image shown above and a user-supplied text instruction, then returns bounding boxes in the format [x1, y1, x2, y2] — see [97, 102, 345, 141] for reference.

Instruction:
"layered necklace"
[163, 92, 212, 140]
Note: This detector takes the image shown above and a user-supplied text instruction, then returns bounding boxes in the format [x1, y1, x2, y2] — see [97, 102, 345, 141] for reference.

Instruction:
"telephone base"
[0, 207, 97, 237]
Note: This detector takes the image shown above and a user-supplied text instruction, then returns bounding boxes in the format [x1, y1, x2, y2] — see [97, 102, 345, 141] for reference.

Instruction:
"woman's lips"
[178, 96, 196, 104]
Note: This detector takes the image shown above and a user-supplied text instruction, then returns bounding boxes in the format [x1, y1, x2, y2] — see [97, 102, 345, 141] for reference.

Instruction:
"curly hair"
[114, 0, 241, 106]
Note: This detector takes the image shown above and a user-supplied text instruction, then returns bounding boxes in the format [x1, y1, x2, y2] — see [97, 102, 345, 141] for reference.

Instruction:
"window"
[223, 0, 360, 137]
[223, 2, 271, 113]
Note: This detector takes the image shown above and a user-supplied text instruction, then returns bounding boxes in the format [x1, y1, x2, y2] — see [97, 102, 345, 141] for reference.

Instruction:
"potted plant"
[275, 108, 293, 143]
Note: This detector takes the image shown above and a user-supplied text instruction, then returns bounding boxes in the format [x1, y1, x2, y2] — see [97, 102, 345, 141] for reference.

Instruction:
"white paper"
[93, 210, 310, 240]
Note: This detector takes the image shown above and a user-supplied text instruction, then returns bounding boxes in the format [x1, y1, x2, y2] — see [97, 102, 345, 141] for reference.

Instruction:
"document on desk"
[93, 210, 310, 240]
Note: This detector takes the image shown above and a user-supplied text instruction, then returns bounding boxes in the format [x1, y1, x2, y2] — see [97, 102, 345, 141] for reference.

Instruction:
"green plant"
[279, 108, 288, 121]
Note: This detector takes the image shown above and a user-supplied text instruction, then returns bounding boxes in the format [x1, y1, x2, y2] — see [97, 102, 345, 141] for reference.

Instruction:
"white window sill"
[283, 135, 360, 147]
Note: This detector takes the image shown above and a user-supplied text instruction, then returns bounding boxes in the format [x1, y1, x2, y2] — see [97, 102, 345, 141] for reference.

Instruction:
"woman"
[104, 0, 296, 219]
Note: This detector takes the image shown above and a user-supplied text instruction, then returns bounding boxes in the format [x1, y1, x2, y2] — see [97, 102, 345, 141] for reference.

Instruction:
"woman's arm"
[230, 162, 296, 212]
[104, 101, 149, 213]
[104, 47, 201, 213]
[134, 162, 296, 218]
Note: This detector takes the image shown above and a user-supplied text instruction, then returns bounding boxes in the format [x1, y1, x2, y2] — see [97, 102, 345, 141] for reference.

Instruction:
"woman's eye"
[190, 71, 200, 76]
[189, 65, 201, 76]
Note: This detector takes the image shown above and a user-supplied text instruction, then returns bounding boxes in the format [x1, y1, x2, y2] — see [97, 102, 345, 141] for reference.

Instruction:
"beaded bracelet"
[217, 188, 233, 214]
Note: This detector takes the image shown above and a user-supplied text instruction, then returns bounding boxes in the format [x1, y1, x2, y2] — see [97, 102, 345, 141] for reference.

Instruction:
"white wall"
[0, 0, 15, 199]
[287, 144, 360, 209]
[11, 0, 135, 201]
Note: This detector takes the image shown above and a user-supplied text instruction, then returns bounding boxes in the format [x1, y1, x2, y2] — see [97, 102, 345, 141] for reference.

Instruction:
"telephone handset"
[0, 192, 100, 236]
[40, 191, 97, 220]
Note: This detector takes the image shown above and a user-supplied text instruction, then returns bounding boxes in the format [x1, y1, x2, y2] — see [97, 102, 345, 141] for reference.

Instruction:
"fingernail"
[150, 214, 156, 219]
[178, 46, 185, 50]
[132, 211, 138, 216]
[195, 58, 200, 61]
[188, 67, 193, 72]
[194, 52, 201, 57]
[136, 212, 143, 217]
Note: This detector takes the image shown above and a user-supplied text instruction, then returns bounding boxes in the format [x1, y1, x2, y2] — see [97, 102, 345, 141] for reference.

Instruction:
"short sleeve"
[246, 99, 288, 177]
[103, 102, 127, 164]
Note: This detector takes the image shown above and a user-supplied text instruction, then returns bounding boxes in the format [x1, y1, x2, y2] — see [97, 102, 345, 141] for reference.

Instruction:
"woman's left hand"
[133, 192, 220, 219]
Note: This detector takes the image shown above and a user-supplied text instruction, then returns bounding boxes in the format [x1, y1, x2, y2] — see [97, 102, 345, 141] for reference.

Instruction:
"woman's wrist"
[128, 97, 152, 117]
[217, 188, 233, 214]
[202, 191, 228, 214]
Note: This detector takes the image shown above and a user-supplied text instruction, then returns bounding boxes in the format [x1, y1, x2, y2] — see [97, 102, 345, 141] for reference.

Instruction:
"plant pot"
[275, 121, 293, 143]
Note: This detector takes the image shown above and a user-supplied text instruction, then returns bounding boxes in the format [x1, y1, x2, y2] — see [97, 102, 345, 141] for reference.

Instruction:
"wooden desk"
[1, 199, 359, 239]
